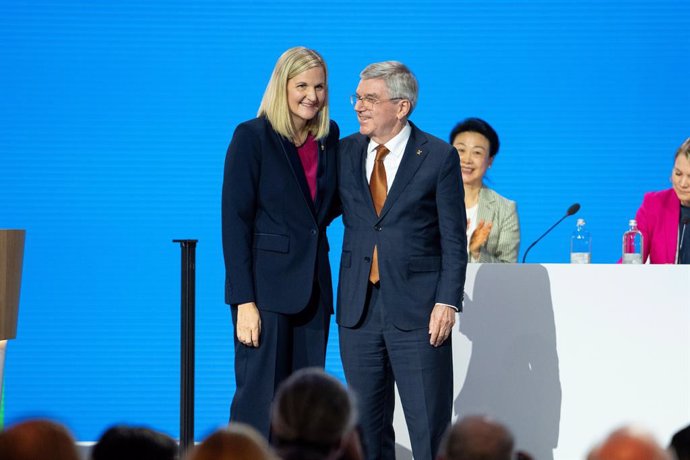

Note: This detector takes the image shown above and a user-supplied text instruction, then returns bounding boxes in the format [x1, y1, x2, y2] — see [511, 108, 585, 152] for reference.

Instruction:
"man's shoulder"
[409, 123, 454, 153]
[340, 132, 367, 151]
[341, 131, 365, 143]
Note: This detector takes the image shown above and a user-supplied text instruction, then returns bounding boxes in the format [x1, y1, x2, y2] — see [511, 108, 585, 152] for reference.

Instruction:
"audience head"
[186, 423, 276, 460]
[0, 419, 80, 460]
[437, 415, 514, 460]
[271, 367, 360, 460]
[672, 137, 690, 206]
[669, 423, 690, 460]
[91, 425, 177, 460]
[587, 425, 670, 460]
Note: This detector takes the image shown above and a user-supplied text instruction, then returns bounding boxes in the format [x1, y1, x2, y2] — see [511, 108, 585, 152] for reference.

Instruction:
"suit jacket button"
[310, 229, 317, 235]
[364, 257, 371, 263]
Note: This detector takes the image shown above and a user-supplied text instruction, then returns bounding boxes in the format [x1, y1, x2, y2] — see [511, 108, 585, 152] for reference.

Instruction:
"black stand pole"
[173, 239, 197, 456]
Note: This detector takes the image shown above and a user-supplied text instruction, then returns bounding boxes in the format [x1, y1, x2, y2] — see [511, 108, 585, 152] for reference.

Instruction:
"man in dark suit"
[337, 61, 468, 460]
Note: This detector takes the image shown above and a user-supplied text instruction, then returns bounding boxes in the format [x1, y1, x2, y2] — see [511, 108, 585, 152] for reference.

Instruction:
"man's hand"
[236, 302, 261, 347]
[428, 303, 456, 347]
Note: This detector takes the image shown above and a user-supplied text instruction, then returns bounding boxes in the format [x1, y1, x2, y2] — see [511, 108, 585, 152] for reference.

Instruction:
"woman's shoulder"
[229, 118, 279, 148]
[227, 118, 282, 157]
[481, 186, 517, 209]
[642, 188, 677, 205]
[327, 119, 339, 139]
[235, 116, 270, 133]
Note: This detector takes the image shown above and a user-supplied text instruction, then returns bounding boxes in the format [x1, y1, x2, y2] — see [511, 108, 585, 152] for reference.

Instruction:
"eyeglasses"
[350, 94, 404, 109]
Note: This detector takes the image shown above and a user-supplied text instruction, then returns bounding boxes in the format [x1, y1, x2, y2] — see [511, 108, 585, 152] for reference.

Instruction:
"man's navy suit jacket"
[336, 122, 468, 330]
[222, 117, 340, 314]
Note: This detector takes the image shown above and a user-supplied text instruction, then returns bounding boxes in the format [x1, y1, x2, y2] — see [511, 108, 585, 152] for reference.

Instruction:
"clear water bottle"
[622, 219, 643, 264]
[570, 218, 592, 263]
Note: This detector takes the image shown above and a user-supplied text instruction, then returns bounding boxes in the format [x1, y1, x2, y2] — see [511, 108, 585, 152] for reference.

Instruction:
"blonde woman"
[631, 137, 690, 264]
[222, 47, 339, 437]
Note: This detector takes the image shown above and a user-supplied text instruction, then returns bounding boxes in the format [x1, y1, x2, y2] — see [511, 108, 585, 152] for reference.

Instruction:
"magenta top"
[297, 134, 318, 201]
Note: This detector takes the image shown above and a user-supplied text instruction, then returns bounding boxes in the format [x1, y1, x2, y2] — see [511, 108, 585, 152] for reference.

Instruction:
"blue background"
[1, 0, 688, 442]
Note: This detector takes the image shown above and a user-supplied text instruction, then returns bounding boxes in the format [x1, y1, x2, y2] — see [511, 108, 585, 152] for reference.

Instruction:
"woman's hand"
[469, 219, 493, 260]
[236, 302, 261, 347]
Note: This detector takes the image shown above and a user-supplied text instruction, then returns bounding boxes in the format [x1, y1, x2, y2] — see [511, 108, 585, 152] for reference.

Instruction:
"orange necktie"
[369, 144, 390, 284]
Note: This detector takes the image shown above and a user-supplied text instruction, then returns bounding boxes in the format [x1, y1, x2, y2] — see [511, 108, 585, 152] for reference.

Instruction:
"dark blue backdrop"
[1, 0, 688, 442]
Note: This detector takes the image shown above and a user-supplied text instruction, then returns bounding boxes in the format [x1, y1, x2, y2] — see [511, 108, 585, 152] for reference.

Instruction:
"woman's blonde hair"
[675, 137, 690, 160]
[258, 47, 330, 141]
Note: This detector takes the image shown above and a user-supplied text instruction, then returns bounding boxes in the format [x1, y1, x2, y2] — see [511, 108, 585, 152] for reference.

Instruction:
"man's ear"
[397, 99, 411, 119]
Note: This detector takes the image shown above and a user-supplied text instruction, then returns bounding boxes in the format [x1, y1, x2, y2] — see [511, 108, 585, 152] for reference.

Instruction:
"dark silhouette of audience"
[670, 424, 690, 460]
[185, 422, 277, 460]
[0, 419, 80, 460]
[587, 425, 670, 460]
[270, 367, 363, 460]
[91, 424, 178, 460]
[1, 407, 686, 460]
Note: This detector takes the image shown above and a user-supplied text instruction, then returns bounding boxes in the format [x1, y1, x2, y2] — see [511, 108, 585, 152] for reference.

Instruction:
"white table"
[392, 264, 690, 459]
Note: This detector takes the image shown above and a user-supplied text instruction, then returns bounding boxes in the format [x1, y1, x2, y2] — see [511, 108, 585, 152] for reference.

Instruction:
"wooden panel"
[0, 230, 25, 340]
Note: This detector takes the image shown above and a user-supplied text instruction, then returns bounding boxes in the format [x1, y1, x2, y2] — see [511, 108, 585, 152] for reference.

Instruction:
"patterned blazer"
[472, 186, 520, 263]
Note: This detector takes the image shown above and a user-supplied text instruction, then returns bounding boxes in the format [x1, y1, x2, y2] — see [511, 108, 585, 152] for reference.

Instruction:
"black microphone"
[522, 203, 581, 263]
[678, 216, 690, 264]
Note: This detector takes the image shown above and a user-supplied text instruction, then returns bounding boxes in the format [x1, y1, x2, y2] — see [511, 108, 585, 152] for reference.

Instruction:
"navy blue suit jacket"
[222, 117, 339, 314]
[336, 122, 468, 330]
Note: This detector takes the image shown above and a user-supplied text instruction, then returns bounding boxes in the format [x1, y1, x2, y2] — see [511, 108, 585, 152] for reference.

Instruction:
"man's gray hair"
[360, 61, 418, 116]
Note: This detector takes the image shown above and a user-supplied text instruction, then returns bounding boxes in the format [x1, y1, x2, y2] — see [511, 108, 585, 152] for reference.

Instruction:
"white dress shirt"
[466, 203, 479, 260]
[365, 123, 411, 189]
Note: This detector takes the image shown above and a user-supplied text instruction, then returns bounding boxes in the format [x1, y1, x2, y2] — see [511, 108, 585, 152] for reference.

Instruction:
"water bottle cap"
[577, 218, 585, 226]
[629, 219, 637, 227]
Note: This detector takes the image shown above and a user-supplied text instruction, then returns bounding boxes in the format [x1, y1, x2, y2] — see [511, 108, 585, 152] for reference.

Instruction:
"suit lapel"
[313, 139, 327, 217]
[352, 135, 376, 215]
[377, 124, 428, 220]
[476, 187, 496, 224]
[663, 190, 681, 262]
[275, 130, 317, 221]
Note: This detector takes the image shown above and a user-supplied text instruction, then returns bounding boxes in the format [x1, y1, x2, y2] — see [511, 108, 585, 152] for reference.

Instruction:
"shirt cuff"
[437, 302, 459, 312]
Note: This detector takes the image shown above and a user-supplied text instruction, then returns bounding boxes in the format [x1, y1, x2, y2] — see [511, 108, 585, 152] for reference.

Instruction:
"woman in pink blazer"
[635, 137, 690, 264]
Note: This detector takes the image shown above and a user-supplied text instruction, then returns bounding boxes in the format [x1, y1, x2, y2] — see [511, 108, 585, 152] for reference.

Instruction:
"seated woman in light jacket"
[450, 118, 520, 263]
